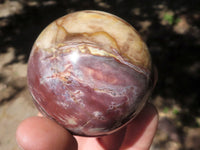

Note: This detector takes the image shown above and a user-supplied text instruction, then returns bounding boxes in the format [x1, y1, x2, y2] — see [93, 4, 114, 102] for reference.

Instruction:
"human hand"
[16, 103, 158, 150]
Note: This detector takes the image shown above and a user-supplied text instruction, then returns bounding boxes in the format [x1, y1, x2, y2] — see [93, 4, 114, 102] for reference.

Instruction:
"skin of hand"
[16, 103, 158, 150]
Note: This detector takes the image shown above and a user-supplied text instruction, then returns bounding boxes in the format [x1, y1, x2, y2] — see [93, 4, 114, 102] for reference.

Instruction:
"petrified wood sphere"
[27, 10, 155, 136]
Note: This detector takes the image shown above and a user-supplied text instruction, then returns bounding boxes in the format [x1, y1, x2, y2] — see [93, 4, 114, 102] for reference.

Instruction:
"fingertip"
[120, 103, 159, 150]
[96, 103, 159, 150]
[142, 102, 159, 124]
[126, 102, 159, 137]
[16, 116, 77, 150]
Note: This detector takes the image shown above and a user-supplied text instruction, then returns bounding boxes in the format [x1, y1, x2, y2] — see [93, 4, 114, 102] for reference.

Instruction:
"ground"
[0, 0, 200, 150]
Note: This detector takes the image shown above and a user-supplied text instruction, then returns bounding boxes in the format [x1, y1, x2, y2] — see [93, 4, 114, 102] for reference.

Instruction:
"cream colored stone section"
[34, 10, 151, 70]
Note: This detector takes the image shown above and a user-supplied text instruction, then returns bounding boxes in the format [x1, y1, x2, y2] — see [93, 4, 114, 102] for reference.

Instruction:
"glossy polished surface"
[28, 10, 154, 136]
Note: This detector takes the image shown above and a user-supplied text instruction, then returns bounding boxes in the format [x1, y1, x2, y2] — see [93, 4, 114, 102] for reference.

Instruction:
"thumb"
[16, 116, 77, 150]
